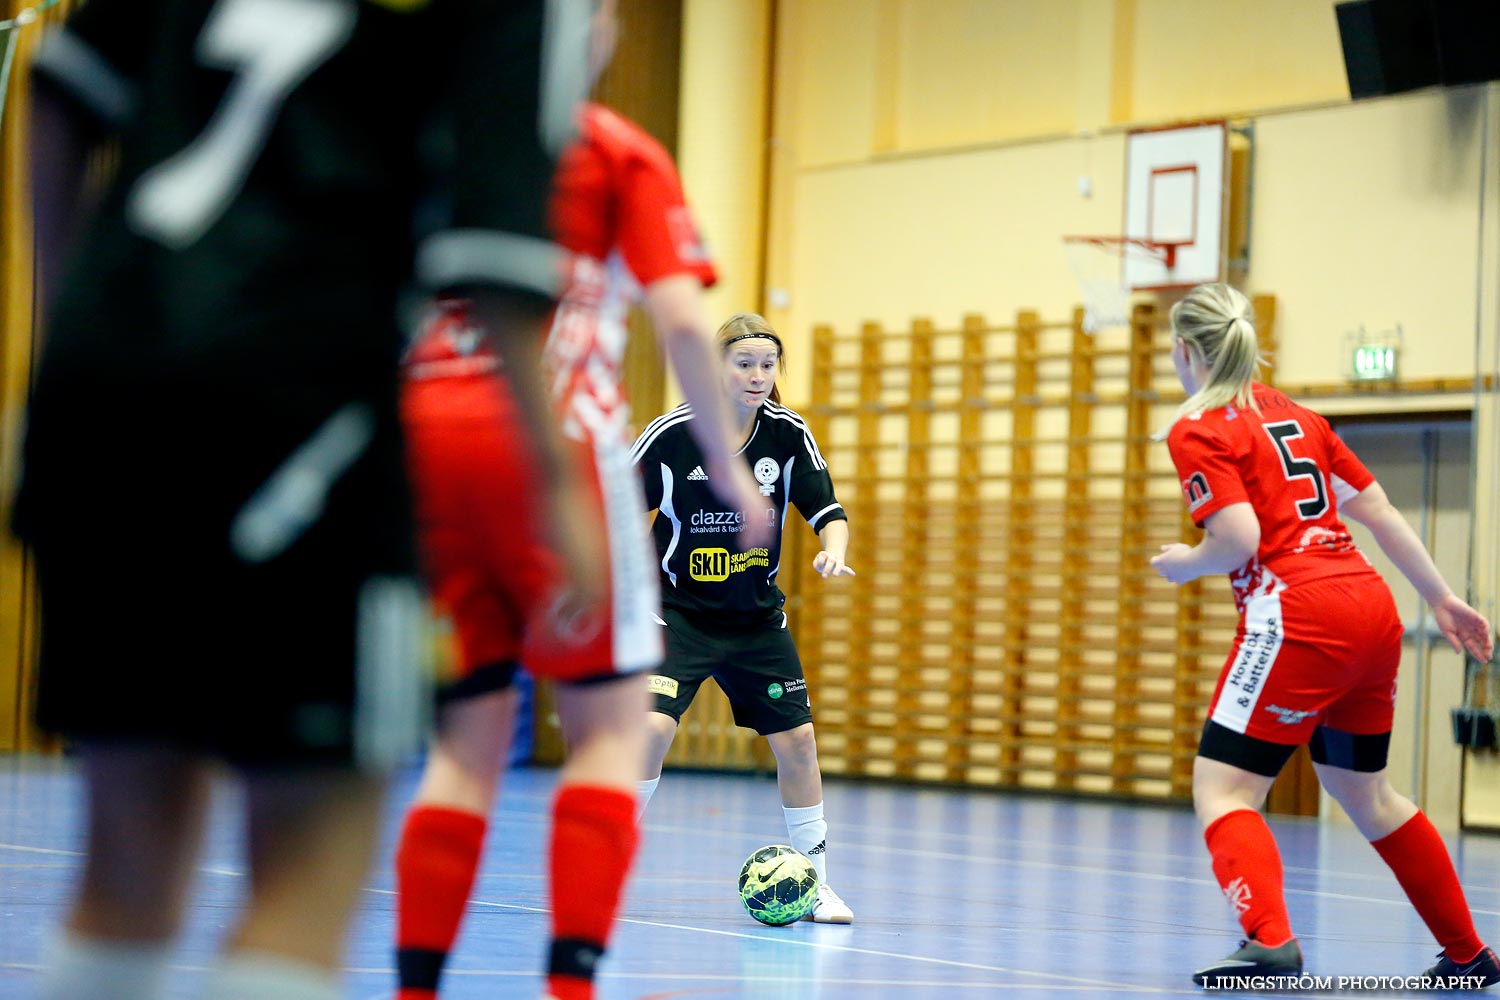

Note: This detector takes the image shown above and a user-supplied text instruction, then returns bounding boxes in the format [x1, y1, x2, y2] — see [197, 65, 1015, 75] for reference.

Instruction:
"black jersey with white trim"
[26, 0, 576, 402]
[631, 400, 846, 623]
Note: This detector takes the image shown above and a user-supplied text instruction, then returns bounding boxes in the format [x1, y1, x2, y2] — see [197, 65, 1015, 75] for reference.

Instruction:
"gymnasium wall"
[679, 0, 1491, 406]
[769, 87, 1494, 398]
[676, 1, 1500, 819]
[676, 0, 772, 332]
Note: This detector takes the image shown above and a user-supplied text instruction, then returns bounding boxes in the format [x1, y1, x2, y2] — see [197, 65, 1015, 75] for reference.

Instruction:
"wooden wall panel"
[788, 302, 1245, 801]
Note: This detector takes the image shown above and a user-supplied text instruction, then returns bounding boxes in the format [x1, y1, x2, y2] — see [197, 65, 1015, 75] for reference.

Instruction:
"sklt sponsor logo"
[689, 548, 730, 581]
[767, 682, 784, 699]
[689, 546, 771, 580]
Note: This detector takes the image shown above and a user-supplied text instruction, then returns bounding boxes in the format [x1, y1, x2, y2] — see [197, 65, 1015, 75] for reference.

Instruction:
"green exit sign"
[1352, 344, 1397, 381]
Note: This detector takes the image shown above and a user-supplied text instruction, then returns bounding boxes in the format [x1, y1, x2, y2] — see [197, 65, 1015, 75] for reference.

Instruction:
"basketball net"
[1063, 237, 1168, 334]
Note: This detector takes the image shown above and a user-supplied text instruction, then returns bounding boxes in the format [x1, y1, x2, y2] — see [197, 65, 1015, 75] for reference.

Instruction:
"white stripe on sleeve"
[1330, 473, 1362, 507]
[808, 502, 843, 525]
[762, 402, 828, 469]
[629, 404, 692, 464]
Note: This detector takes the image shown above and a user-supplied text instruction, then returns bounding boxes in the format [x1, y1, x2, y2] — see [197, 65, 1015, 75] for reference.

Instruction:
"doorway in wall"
[1329, 414, 1475, 829]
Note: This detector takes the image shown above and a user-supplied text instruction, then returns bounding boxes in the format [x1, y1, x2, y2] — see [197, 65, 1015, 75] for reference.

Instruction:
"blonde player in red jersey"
[1151, 283, 1498, 989]
[389, 9, 767, 1000]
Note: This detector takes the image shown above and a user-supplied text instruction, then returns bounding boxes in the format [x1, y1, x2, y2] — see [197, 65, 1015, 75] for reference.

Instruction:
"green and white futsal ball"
[737, 845, 819, 925]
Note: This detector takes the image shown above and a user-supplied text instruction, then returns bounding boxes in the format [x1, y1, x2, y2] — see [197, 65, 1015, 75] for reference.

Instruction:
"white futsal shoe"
[802, 882, 854, 924]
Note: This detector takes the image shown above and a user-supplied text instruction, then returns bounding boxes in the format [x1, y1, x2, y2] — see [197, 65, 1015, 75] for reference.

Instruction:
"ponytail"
[1161, 283, 1263, 434]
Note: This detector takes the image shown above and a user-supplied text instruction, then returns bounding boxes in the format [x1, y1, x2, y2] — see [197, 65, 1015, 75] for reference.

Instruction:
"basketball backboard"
[1122, 121, 1229, 291]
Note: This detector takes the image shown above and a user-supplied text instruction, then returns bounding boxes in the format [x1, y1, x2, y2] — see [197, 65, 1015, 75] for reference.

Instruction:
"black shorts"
[19, 384, 424, 770]
[648, 607, 812, 736]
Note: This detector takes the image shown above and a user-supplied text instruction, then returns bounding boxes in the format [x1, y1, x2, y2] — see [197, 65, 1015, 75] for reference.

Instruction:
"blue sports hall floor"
[2, 754, 1498, 998]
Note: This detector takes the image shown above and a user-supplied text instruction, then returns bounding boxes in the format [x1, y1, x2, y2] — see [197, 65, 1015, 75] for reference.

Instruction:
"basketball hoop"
[1063, 236, 1184, 333]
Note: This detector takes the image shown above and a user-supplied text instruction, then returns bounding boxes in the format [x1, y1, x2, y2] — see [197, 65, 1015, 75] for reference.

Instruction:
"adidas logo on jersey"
[687, 466, 708, 480]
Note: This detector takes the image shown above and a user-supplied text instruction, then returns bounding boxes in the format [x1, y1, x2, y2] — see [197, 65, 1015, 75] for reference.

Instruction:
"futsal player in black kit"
[630, 312, 856, 924]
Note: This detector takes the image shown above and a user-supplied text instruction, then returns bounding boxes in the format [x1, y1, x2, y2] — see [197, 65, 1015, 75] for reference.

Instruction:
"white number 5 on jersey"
[127, 0, 356, 249]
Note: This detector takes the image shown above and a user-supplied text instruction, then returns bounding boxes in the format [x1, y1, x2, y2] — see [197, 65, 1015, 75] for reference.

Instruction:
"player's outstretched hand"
[708, 458, 775, 551]
[1432, 593, 1495, 662]
[812, 551, 855, 579]
[1150, 542, 1198, 585]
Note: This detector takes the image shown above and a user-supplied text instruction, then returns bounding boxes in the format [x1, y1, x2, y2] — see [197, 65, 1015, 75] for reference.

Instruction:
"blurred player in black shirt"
[15, 1, 592, 998]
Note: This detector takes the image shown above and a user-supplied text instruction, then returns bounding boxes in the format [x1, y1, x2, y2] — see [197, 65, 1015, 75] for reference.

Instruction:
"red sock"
[1371, 811, 1484, 963]
[546, 785, 639, 1000]
[1203, 809, 1294, 947]
[394, 805, 488, 1000]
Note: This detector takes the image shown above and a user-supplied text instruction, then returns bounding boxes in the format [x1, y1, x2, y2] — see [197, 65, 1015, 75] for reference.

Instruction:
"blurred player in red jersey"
[1151, 283, 1498, 988]
[390, 5, 768, 999]
[17, 2, 591, 999]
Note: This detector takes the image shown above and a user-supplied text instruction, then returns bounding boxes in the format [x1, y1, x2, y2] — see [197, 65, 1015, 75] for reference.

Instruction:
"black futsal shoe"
[1422, 944, 1500, 988]
[1192, 938, 1303, 987]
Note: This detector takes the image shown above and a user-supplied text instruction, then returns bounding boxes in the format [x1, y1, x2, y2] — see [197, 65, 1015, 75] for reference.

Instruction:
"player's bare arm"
[1342, 482, 1495, 661]
[470, 288, 602, 607]
[812, 519, 855, 579]
[1151, 501, 1259, 584]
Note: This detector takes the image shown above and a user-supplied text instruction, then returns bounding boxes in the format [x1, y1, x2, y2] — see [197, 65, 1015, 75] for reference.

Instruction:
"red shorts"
[1208, 573, 1403, 744]
[400, 370, 661, 689]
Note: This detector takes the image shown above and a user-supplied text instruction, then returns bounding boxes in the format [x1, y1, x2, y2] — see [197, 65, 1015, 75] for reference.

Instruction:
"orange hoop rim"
[1062, 235, 1186, 269]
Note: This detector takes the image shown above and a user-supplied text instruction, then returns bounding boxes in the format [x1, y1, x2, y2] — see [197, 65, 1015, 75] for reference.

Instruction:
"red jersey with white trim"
[1166, 383, 1381, 611]
[405, 102, 717, 447]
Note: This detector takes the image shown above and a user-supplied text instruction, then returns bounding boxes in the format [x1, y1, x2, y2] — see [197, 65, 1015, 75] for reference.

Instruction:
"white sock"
[198, 951, 340, 1000]
[636, 776, 660, 819]
[37, 931, 171, 1000]
[784, 801, 828, 884]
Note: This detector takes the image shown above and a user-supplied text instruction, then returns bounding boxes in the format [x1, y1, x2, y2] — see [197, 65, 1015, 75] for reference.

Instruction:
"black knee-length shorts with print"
[647, 607, 813, 736]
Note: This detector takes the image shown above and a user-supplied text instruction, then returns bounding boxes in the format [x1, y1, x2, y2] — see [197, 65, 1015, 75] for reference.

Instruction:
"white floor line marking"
[633, 808, 1500, 890]
[0, 843, 82, 857]
[360, 887, 1173, 995]
[650, 832, 1497, 915]
[5, 833, 1497, 919]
